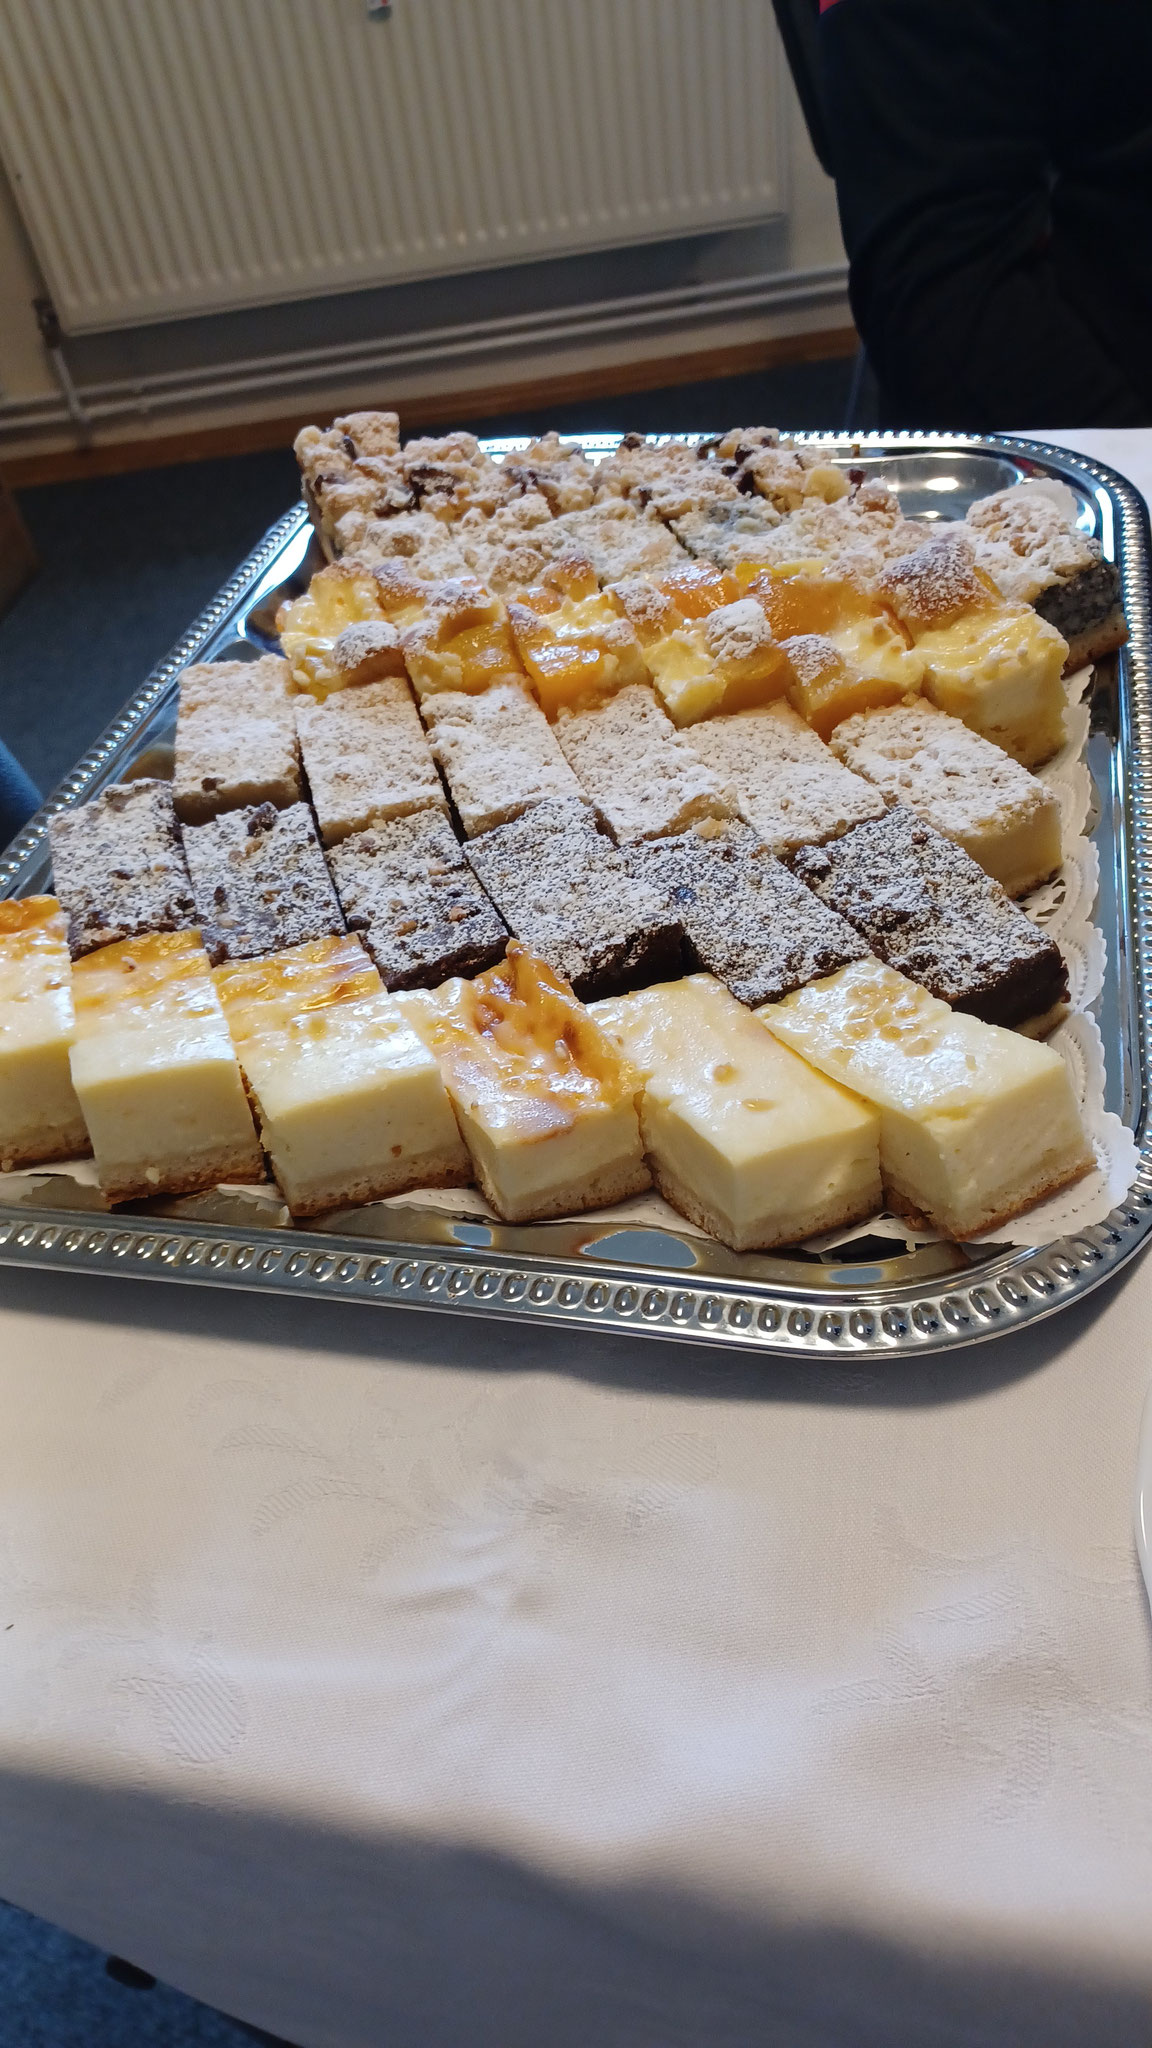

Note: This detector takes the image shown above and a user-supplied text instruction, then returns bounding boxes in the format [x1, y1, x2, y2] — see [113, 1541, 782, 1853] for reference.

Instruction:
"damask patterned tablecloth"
[0, 430, 1149, 2048]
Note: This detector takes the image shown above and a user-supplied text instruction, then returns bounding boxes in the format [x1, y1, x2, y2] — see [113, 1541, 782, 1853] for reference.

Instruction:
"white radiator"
[0, 0, 785, 334]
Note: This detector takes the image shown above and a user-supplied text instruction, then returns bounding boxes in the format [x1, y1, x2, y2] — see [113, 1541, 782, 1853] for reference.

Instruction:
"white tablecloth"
[1, 430, 1150, 2048]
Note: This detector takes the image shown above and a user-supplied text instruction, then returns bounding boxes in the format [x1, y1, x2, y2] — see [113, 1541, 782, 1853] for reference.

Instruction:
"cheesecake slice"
[556, 683, 738, 841]
[591, 973, 881, 1250]
[684, 700, 885, 855]
[758, 958, 1094, 1238]
[173, 656, 301, 825]
[215, 935, 469, 1217]
[69, 930, 262, 1203]
[0, 897, 89, 1170]
[420, 679, 584, 837]
[397, 944, 649, 1223]
[830, 700, 1063, 896]
[877, 532, 1067, 767]
[791, 805, 1068, 1031]
[294, 675, 447, 845]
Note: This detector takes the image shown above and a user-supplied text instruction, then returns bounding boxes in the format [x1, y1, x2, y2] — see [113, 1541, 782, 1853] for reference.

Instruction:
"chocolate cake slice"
[790, 805, 1068, 1030]
[327, 809, 508, 990]
[49, 777, 196, 958]
[183, 801, 345, 965]
[625, 820, 867, 1009]
[464, 797, 683, 1000]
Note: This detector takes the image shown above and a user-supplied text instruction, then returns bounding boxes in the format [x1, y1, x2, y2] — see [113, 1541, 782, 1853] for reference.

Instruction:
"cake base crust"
[471, 1149, 651, 1226]
[0, 1123, 92, 1173]
[283, 1154, 472, 1221]
[883, 1146, 1094, 1242]
[103, 1138, 265, 1207]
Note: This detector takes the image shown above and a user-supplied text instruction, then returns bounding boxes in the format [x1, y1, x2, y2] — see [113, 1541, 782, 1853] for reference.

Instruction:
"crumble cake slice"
[174, 655, 300, 825]
[294, 676, 448, 844]
[556, 683, 738, 841]
[683, 700, 886, 855]
[830, 699, 1063, 897]
[420, 678, 584, 837]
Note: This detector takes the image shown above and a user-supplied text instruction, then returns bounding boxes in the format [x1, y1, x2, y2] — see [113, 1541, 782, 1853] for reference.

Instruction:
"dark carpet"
[0, 350, 861, 2045]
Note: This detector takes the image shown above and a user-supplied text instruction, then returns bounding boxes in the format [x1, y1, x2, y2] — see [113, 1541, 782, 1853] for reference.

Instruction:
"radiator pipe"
[0, 264, 848, 435]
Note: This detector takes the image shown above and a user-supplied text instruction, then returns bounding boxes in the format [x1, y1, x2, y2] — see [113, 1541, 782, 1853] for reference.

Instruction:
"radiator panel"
[0, 0, 785, 333]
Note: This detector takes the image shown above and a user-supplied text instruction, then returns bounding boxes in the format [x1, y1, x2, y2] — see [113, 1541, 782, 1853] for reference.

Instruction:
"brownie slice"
[327, 810, 508, 990]
[625, 820, 867, 1009]
[464, 797, 683, 1000]
[183, 801, 345, 965]
[49, 777, 196, 957]
[791, 804, 1068, 1028]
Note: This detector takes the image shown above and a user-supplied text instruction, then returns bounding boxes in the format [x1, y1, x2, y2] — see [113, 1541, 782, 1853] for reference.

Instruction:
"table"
[1, 430, 1150, 2048]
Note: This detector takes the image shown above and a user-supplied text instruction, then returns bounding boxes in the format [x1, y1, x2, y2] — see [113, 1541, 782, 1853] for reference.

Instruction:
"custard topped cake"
[614, 579, 796, 726]
[397, 943, 649, 1222]
[277, 558, 416, 698]
[400, 578, 527, 700]
[747, 567, 925, 730]
[0, 897, 88, 1170]
[877, 532, 1068, 766]
[173, 655, 301, 825]
[507, 560, 649, 718]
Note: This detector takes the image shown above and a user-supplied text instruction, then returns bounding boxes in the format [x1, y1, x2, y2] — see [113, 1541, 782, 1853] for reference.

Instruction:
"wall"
[0, 62, 848, 468]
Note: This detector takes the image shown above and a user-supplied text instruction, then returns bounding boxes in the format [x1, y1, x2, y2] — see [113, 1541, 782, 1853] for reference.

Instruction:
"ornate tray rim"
[1, 430, 1149, 1359]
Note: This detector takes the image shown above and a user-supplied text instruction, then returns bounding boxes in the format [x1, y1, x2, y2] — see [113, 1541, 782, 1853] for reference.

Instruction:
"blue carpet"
[0, 1899, 291, 2046]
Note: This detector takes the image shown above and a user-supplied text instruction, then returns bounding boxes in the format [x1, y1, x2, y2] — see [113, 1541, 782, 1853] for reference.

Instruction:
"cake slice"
[294, 412, 406, 554]
[758, 958, 1094, 1238]
[876, 532, 1068, 767]
[463, 797, 682, 1000]
[507, 555, 649, 718]
[69, 930, 262, 1203]
[0, 897, 89, 1170]
[966, 483, 1127, 670]
[396, 944, 649, 1223]
[746, 567, 925, 732]
[498, 434, 597, 514]
[174, 655, 301, 825]
[420, 679, 584, 837]
[400, 578, 528, 701]
[276, 558, 416, 698]
[294, 676, 447, 845]
[399, 432, 510, 523]
[791, 804, 1068, 1030]
[215, 935, 469, 1217]
[614, 581, 796, 727]
[625, 820, 867, 1009]
[670, 497, 786, 573]
[830, 700, 1063, 896]
[556, 684, 738, 841]
[683, 701, 885, 855]
[183, 802, 344, 965]
[327, 809, 509, 989]
[49, 778, 196, 958]
[592, 973, 881, 1250]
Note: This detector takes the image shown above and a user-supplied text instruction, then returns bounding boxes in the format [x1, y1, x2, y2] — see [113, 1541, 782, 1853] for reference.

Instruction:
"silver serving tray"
[1, 434, 1149, 1357]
